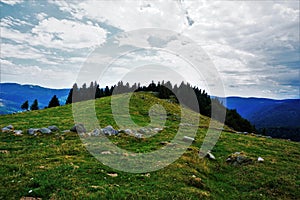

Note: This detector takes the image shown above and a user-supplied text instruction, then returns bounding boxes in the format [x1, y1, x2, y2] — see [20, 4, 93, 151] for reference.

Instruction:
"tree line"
[21, 95, 60, 111]
[65, 81, 256, 132]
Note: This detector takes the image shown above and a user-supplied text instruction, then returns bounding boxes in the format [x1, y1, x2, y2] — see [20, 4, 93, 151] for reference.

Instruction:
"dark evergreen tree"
[104, 86, 110, 96]
[21, 100, 29, 111]
[95, 84, 101, 99]
[66, 88, 73, 104]
[48, 95, 60, 108]
[30, 99, 39, 110]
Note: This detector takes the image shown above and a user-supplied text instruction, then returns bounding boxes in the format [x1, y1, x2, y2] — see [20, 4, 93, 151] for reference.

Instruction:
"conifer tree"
[30, 99, 39, 110]
[48, 95, 60, 108]
[21, 100, 29, 111]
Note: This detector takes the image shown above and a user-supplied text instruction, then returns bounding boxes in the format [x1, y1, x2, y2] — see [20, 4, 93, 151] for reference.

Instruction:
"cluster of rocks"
[235, 131, 272, 139]
[27, 125, 59, 135]
[204, 151, 264, 166]
[2, 125, 23, 136]
[1, 124, 60, 136]
[1, 123, 164, 139]
[71, 124, 164, 139]
[225, 152, 254, 166]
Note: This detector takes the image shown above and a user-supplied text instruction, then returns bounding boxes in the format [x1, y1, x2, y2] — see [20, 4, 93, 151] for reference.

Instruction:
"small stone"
[48, 125, 59, 132]
[123, 153, 129, 157]
[182, 136, 194, 143]
[27, 128, 39, 135]
[101, 151, 112, 155]
[0, 150, 9, 154]
[138, 128, 149, 134]
[38, 128, 52, 134]
[101, 125, 118, 136]
[258, 157, 264, 162]
[160, 141, 169, 145]
[153, 127, 163, 132]
[20, 197, 42, 200]
[7, 125, 14, 130]
[107, 173, 118, 177]
[2, 127, 11, 133]
[13, 130, 23, 136]
[70, 124, 86, 133]
[91, 129, 101, 136]
[135, 133, 143, 139]
[124, 129, 133, 135]
[206, 151, 216, 160]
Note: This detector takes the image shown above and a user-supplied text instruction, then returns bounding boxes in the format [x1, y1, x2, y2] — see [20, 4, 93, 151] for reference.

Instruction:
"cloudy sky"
[0, 0, 299, 99]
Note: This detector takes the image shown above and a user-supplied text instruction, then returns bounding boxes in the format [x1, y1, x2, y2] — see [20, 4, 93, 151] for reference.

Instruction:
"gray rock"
[91, 129, 101, 136]
[39, 128, 52, 134]
[236, 155, 247, 164]
[182, 136, 195, 143]
[138, 128, 149, 134]
[2, 127, 11, 133]
[135, 133, 143, 139]
[7, 125, 14, 130]
[70, 124, 86, 133]
[226, 152, 253, 165]
[257, 157, 264, 162]
[14, 130, 23, 135]
[101, 151, 112, 155]
[48, 125, 59, 132]
[124, 129, 133, 135]
[206, 151, 216, 160]
[101, 125, 118, 136]
[153, 127, 163, 132]
[2, 125, 14, 132]
[28, 128, 39, 135]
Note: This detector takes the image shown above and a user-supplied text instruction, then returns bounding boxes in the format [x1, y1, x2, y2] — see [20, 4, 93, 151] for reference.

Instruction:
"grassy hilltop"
[0, 92, 299, 199]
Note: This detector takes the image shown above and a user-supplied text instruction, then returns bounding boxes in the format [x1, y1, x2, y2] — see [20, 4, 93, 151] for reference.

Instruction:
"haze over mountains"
[0, 83, 69, 114]
[1, 83, 299, 140]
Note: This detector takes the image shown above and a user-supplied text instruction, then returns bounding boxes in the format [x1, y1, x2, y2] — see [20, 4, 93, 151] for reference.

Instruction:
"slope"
[0, 93, 299, 199]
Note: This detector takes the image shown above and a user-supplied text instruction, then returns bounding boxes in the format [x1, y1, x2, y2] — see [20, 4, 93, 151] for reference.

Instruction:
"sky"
[0, 0, 299, 99]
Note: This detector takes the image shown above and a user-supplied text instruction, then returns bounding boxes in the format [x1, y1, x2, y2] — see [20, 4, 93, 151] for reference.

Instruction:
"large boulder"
[38, 128, 52, 134]
[70, 124, 86, 133]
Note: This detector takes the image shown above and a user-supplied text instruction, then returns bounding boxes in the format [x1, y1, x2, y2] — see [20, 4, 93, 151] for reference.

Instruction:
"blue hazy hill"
[222, 97, 300, 129]
[0, 83, 69, 114]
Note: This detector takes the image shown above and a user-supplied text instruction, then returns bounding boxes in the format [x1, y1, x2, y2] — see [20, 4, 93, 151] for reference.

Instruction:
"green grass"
[0, 92, 299, 199]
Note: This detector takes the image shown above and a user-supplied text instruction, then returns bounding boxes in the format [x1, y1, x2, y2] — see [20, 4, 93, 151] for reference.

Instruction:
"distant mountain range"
[221, 97, 300, 129]
[219, 97, 300, 141]
[0, 83, 69, 114]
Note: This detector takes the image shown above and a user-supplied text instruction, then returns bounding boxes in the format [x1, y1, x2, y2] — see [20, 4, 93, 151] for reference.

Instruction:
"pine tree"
[21, 100, 29, 111]
[48, 95, 60, 108]
[66, 88, 73, 104]
[30, 99, 39, 110]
